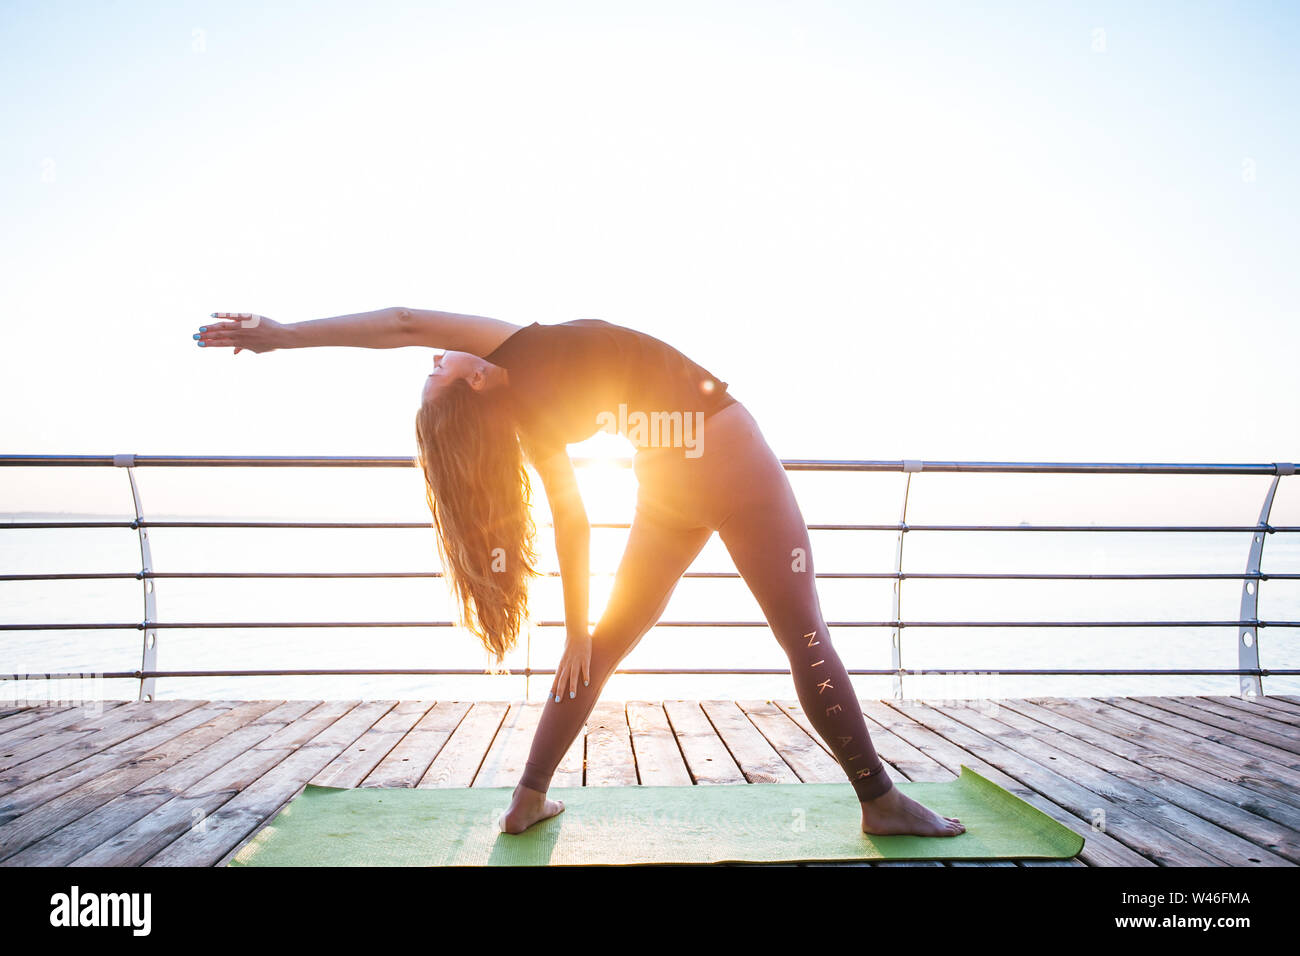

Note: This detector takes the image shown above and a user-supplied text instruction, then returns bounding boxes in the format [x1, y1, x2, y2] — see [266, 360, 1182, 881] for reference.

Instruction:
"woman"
[195, 306, 964, 839]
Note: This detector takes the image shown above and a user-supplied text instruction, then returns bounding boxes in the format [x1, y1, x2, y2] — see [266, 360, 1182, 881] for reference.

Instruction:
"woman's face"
[420, 350, 500, 404]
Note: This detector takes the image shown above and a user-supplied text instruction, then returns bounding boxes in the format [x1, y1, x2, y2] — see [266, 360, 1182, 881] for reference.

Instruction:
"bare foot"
[498, 782, 565, 834]
[861, 785, 966, 837]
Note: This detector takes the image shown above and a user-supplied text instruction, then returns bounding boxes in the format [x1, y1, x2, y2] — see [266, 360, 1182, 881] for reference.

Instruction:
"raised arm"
[195, 307, 522, 355]
[395, 307, 523, 356]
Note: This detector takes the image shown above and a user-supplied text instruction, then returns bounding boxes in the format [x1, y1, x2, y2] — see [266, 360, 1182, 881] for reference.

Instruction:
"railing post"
[1239, 463, 1295, 698]
[892, 461, 922, 701]
[115, 454, 158, 701]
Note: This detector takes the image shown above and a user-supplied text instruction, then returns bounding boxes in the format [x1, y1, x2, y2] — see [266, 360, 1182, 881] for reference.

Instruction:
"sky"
[2, 0, 1298, 526]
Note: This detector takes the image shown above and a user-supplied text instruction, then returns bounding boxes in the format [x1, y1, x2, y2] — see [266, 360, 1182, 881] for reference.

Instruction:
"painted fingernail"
[200, 326, 207, 332]
[197, 341, 205, 347]
[569, 691, 575, 699]
[192, 333, 200, 339]
[583, 680, 589, 686]
[209, 313, 217, 318]
[554, 694, 560, 703]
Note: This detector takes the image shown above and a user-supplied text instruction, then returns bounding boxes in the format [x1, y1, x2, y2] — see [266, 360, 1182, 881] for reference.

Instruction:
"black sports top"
[482, 318, 738, 460]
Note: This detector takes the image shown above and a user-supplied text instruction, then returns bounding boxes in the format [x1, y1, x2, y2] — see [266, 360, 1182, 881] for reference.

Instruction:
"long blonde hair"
[414, 379, 541, 670]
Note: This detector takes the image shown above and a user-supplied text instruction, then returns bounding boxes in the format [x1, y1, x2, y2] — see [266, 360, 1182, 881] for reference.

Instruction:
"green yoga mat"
[229, 765, 1084, 866]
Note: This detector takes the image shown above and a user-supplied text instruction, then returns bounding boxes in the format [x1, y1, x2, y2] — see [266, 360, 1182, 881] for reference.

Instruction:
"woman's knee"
[770, 624, 829, 663]
[745, 577, 823, 638]
[590, 611, 657, 665]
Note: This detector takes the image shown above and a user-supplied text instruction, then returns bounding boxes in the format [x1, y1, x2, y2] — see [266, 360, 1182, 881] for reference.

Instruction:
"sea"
[3, 466, 1298, 705]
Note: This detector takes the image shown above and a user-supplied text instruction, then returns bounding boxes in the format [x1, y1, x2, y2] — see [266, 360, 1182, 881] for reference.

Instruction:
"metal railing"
[1, 453, 1297, 701]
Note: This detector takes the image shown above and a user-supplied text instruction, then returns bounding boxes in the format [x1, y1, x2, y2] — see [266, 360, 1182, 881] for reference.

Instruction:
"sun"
[526, 431, 639, 623]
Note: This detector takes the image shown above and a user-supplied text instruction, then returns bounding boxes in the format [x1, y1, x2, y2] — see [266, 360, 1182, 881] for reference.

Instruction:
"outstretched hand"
[550, 628, 592, 703]
[194, 313, 286, 354]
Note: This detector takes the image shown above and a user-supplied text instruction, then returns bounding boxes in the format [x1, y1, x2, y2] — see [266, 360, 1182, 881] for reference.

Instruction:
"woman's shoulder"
[483, 321, 541, 362]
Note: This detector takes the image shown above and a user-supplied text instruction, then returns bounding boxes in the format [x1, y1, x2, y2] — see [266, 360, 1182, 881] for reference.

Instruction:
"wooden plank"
[18, 695, 1291, 867]
[924, 701, 1240, 866]
[0, 700, 249, 830]
[776, 699, 948, 782]
[803, 860, 944, 868]
[9, 701, 317, 867]
[70, 700, 365, 866]
[812, 859, 956, 869]
[553, 715, 585, 789]
[737, 700, 844, 784]
[0, 702, 119, 740]
[868, 861, 944, 866]
[0, 702, 133, 773]
[474, 702, 542, 788]
[865, 698, 1102, 869]
[1129, 696, 1300, 755]
[311, 701, 432, 789]
[0, 700, 203, 794]
[984, 700, 1296, 866]
[0, 701, 284, 865]
[864, 700, 1149, 867]
[419, 702, 509, 789]
[1177, 695, 1300, 735]
[1022, 859, 1087, 866]
[153, 701, 397, 867]
[950, 861, 1017, 866]
[0, 704, 92, 740]
[1208, 695, 1300, 728]
[1071, 697, 1300, 813]
[1246, 696, 1300, 721]
[1102, 697, 1300, 790]
[477, 700, 586, 791]
[361, 702, 471, 788]
[662, 700, 745, 785]
[627, 701, 691, 786]
[0, 702, 131, 745]
[699, 700, 798, 784]
[1027, 698, 1300, 836]
[585, 701, 637, 787]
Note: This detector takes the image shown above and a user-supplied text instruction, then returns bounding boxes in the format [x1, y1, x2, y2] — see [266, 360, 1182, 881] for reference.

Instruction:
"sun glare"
[526, 434, 640, 623]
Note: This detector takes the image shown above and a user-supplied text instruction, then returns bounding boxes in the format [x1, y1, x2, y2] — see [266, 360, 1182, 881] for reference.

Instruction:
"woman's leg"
[716, 493, 896, 803]
[712, 416, 964, 835]
[501, 509, 712, 831]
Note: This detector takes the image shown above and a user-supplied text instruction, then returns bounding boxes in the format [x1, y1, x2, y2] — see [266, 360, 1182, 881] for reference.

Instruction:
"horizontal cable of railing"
[5, 668, 1296, 681]
[1, 454, 1295, 474]
[3, 619, 1296, 630]
[3, 571, 1298, 581]
[3, 520, 1298, 532]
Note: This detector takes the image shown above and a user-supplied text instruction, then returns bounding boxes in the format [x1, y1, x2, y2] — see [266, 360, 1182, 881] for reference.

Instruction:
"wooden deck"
[1, 695, 1297, 867]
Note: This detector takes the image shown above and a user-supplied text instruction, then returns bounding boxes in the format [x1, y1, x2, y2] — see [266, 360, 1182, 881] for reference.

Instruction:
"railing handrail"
[0, 452, 1296, 475]
[1, 453, 1295, 701]
[3, 519, 1298, 532]
[10, 668, 1297, 679]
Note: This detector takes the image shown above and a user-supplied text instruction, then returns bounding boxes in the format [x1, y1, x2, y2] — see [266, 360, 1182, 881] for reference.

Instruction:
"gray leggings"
[520, 401, 894, 802]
